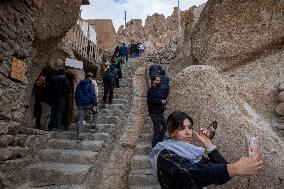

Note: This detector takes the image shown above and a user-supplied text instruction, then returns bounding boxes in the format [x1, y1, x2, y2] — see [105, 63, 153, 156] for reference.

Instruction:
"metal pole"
[177, 0, 181, 38]
[124, 11, 127, 29]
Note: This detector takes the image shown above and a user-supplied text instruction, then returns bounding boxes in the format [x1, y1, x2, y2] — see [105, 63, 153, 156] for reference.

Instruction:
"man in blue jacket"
[75, 73, 97, 142]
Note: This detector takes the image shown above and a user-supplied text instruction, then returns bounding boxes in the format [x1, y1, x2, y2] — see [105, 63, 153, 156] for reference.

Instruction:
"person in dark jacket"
[48, 69, 70, 131]
[75, 73, 97, 142]
[119, 43, 128, 63]
[159, 70, 169, 99]
[147, 75, 168, 148]
[150, 111, 263, 189]
[111, 56, 120, 88]
[115, 51, 123, 79]
[102, 63, 114, 108]
[114, 45, 120, 55]
[149, 64, 162, 84]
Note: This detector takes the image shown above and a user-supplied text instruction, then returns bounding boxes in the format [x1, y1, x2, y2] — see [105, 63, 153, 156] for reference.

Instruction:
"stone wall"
[0, 0, 83, 187]
[87, 19, 117, 50]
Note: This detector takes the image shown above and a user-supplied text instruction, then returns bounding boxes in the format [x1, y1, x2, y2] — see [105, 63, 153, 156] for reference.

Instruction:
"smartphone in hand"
[207, 121, 217, 139]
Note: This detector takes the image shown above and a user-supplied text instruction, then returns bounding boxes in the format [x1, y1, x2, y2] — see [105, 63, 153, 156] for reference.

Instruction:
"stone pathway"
[127, 116, 160, 189]
[15, 61, 135, 189]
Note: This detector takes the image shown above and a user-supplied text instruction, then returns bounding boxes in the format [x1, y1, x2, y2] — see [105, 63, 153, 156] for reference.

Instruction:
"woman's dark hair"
[167, 111, 193, 136]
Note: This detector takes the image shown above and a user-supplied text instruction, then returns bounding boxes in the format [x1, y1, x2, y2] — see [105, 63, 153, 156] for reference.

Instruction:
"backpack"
[103, 69, 112, 82]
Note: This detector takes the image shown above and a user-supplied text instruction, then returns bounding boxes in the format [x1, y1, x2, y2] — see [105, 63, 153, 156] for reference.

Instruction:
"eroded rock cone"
[170, 65, 284, 189]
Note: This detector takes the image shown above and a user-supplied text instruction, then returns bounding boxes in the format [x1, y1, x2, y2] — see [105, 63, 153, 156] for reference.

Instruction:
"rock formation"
[191, 0, 284, 71]
[168, 4, 205, 77]
[87, 19, 117, 50]
[170, 66, 284, 188]
[0, 0, 83, 187]
[116, 19, 144, 44]
[116, 8, 180, 54]
[168, 0, 284, 188]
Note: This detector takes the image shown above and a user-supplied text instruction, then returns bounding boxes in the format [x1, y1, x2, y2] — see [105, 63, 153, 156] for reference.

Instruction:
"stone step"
[97, 99, 129, 106]
[38, 149, 99, 164]
[68, 123, 115, 133]
[96, 115, 121, 125]
[47, 138, 104, 152]
[29, 162, 90, 186]
[51, 131, 109, 141]
[0, 157, 32, 172]
[134, 142, 152, 155]
[128, 185, 160, 189]
[131, 155, 152, 170]
[128, 169, 158, 185]
[97, 94, 129, 100]
[16, 183, 83, 189]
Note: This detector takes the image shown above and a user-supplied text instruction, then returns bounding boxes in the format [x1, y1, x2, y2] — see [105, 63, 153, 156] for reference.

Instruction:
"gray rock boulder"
[170, 66, 284, 188]
[191, 0, 284, 71]
[279, 91, 284, 102]
[276, 103, 284, 116]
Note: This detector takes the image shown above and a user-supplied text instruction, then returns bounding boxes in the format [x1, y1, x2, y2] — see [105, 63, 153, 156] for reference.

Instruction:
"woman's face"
[172, 119, 193, 143]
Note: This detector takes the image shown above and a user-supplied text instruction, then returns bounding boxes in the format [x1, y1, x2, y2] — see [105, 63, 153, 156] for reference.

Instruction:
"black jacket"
[157, 149, 231, 189]
[147, 85, 164, 114]
[49, 74, 70, 100]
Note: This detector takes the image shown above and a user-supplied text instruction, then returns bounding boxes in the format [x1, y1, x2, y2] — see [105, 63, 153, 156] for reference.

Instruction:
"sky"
[81, 0, 207, 31]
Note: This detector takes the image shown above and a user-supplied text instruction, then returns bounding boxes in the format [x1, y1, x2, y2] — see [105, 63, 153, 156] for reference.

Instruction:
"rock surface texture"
[0, 0, 83, 188]
[116, 8, 180, 54]
[87, 19, 117, 50]
[191, 0, 284, 71]
[170, 66, 284, 189]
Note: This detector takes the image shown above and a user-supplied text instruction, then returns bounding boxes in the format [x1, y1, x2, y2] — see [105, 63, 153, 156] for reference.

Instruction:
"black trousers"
[115, 77, 120, 88]
[150, 113, 166, 148]
[102, 82, 114, 103]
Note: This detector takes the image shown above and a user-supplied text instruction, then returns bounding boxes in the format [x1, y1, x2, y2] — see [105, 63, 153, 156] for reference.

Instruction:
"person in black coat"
[159, 70, 169, 99]
[150, 111, 263, 189]
[147, 75, 168, 148]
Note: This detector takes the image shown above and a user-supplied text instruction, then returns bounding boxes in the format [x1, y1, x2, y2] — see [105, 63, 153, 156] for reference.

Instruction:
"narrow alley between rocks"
[1, 1, 284, 189]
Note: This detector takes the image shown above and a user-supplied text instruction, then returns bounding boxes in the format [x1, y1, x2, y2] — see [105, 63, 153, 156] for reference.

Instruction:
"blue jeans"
[150, 113, 166, 148]
[76, 105, 97, 139]
[49, 98, 66, 130]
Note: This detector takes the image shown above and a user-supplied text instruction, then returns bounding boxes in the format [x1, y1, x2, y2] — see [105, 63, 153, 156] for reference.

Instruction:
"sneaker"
[77, 136, 84, 143]
[102, 102, 106, 109]
[89, 128, 98, 133]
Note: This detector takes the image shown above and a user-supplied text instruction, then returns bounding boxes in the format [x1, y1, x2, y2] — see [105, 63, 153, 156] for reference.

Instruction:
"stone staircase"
[127, 116, 160, 189]
[15, 63, 135, 188]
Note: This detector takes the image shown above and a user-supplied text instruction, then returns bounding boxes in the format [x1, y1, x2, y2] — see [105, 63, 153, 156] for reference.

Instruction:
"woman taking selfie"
[149, 111, 263, 189]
